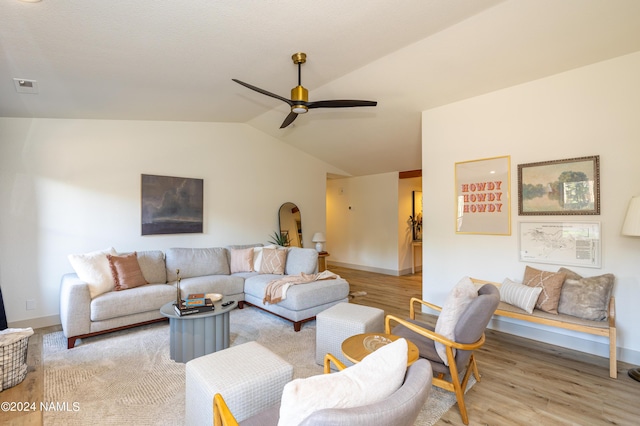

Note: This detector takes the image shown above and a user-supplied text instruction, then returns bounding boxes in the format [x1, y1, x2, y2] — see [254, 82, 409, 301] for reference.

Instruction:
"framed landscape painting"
[141, 174, 203, 235]
[518, 156, 600, 215]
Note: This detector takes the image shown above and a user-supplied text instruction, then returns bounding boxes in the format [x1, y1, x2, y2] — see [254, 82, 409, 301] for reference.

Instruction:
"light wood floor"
[3, 267, 639, 425]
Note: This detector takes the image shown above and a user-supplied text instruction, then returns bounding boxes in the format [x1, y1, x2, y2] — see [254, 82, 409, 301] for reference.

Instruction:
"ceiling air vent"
[13, 78, 39, 94]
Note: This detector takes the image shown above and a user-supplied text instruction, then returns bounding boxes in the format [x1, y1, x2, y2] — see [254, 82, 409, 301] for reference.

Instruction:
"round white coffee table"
[160, 297, 237, 363]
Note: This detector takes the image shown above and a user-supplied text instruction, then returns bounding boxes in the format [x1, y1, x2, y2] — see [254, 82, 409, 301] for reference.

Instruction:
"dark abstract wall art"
[141, 174, 203, 235]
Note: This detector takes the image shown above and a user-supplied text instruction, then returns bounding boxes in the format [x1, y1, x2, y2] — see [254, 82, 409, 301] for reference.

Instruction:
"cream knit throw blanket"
[263, 271, 338, 304]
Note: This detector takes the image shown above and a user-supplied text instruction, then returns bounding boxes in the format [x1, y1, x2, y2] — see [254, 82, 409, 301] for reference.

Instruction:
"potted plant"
[268, 231, 290, 247]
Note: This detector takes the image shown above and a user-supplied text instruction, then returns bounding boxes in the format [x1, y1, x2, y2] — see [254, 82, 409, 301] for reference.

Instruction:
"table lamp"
[622, 195, 640, 382]
[312, 232, 326, 252]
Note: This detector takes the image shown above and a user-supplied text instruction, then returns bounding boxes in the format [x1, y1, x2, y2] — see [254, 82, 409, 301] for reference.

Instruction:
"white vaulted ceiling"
[2, 0, 640, 176]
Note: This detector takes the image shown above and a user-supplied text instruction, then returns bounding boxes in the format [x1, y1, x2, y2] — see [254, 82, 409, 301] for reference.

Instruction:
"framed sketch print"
[519, 221, 601, 268]
[518, 155, 600, 215]
[455, 155, 511, 235]
[141, 174, 204, 235]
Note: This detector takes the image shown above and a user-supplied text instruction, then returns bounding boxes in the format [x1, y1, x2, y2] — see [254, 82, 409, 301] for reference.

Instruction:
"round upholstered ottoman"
[315, 302, 384, 369]
[185, 341, 293, 425]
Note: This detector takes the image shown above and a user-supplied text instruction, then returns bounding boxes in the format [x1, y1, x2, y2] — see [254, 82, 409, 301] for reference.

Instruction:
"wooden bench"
[472, 278, 617, 378]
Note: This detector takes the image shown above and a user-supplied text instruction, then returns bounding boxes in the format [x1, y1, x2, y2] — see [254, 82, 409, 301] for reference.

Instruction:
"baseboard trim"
[8, 314, 60, 330]
[327, 261, 400, 276]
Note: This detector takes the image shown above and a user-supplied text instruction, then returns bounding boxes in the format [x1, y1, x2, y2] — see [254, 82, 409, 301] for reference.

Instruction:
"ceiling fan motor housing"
[291, 85, 308, 113]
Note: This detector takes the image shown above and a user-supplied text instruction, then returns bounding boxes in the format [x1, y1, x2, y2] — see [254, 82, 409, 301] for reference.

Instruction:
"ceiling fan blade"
[307, 100, 377, 109]
[280, 112, 298, 128]
[232, 79, 293, 106]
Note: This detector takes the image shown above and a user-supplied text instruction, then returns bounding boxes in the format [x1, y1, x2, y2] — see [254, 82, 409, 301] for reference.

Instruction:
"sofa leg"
[67, 337, 78, 349]
[238, 301, 245, 309]
[294, 322, 302, 332]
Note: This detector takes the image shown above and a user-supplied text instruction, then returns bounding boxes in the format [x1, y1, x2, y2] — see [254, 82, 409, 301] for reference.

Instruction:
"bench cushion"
[496, 301, 609, 329]
[557, 268, 614, 321]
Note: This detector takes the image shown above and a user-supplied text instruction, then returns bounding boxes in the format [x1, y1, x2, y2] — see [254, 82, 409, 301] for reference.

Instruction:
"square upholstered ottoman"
[315, 302, 384, 368]
[185, 341, 293, 425]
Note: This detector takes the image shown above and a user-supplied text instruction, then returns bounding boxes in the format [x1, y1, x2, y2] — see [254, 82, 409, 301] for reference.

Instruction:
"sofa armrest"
[59, 273, 92, 339]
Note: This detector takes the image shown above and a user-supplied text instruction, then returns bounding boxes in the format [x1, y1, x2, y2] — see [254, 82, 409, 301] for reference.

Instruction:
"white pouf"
[315, 302, 385, 368]
[186, 341, 293, 425]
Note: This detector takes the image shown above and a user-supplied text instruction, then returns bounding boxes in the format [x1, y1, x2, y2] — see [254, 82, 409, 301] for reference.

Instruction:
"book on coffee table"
[174, 298, 215, 316]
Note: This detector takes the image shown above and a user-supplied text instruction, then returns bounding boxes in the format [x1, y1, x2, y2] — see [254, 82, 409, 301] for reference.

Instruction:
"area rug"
[43, 307, 474, 425]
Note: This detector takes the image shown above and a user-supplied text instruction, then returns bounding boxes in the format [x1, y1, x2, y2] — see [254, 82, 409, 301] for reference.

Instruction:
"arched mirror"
[279, 202, 303, 247]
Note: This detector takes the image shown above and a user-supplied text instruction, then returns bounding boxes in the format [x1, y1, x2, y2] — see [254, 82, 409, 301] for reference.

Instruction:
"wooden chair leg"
[447, 353, 469, 425]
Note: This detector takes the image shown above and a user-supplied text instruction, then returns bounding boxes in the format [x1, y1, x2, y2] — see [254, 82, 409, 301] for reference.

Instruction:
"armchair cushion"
[434, 277, 478, 364]
[278, 338, 408, 426]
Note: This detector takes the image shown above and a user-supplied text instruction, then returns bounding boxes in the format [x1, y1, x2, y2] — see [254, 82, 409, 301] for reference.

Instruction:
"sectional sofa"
[60, 245, 350, 349]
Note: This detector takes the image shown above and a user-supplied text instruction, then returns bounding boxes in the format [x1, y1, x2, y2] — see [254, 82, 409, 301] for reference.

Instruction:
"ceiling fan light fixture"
[232, 52, 376, 128]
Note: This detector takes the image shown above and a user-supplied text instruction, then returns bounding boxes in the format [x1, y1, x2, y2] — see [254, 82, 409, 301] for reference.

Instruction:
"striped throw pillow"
[500, 278, 542, 314]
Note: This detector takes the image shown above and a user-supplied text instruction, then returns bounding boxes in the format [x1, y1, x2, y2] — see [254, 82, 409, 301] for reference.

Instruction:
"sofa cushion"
[165, 247, 230, 281]
[557, 268, 614, 321]
[90, 283, 176, 321]
[68, 247, 117, 299]
[260, 248, 287, 275]
[244, 274, 350, 312]
[177, 275, 245, 298]
[136, 250, 167, 283]
[252, 245, 282, 272]
[285, 247, 318, 275]
[523, 266, 566, 314]
[107, 252, 148, 291]
[230, 248, 254, 273]
[278, 338, 408, 426]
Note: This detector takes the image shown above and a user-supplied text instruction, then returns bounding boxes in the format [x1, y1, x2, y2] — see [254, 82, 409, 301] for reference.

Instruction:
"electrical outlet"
[26, 299, 36, 310]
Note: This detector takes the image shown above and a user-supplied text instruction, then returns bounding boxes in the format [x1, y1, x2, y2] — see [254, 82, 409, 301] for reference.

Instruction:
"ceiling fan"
[232, 52, 377, 129]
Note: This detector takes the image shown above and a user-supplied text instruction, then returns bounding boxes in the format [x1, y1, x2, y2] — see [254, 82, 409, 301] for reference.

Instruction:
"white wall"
[326, 173, 400, 274]
[422, 52, 640, 364]
[327, 174, 422, 275]
[0, 118, 336, 326]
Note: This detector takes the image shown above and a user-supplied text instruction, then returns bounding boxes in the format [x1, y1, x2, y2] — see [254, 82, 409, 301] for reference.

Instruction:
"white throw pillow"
[500, 278, 543, 314]
[278, 338, 408, 426]
[434, 276, 478, 365]
[68, 247, 117, 298]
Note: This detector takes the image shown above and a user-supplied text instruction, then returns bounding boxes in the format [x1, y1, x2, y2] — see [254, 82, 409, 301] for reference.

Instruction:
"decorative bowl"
[206, 293, 223, 302]
[363, 335, 392, 353]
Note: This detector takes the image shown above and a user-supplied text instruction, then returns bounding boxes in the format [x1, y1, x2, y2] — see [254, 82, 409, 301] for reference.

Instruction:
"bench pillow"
[557, 268, 614, 321]
[500, 278, 543, 314]
[523, 266, 566, 314]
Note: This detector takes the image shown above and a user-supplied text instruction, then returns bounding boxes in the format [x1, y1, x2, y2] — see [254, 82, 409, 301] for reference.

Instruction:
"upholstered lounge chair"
[213, 353, 433, 426]
[385, 283, 500, 425]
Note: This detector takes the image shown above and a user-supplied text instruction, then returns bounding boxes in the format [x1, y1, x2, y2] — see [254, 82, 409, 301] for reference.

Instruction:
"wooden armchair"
[385, 284, 500, 425]
[213, 352, 433, 426]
